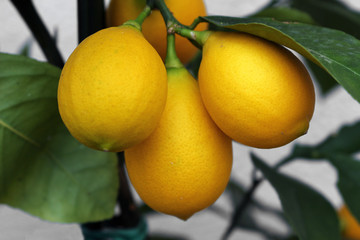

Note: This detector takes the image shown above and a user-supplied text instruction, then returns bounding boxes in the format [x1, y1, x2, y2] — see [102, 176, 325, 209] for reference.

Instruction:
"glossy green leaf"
[253, 7, 315, 24]
[327, 154, 360, 223]
[252, 153, 341, 240]
[290, 0, 360, 39]
[283, 122, 360, 224]
[0, 53, 118, 223]
[250, 5, 338, 95]
[306, 59, 338, 95]
[200, 16, 360, 103]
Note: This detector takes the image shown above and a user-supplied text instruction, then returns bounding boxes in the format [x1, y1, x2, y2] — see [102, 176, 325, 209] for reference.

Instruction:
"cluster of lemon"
[57, 0, 315, 220]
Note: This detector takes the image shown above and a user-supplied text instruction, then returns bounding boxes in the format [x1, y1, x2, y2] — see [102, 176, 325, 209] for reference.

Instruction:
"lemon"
[125, 67, 233, 220]
[57, 25, 167, 152]
[339, 205, 360, 239]
[106, 0, 207, 63]
[198, 32, 315, 148]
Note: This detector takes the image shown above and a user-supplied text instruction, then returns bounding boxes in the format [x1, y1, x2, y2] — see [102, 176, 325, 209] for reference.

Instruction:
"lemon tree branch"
[223, 152, 298, 239]
[77, 0, 105, 43]
[10, 0, 64, 68]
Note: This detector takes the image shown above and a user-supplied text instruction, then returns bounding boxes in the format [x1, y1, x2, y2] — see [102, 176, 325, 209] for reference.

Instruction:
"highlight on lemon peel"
[125, 67, 233, 220]
[57, 25, 167, 152]
[198, 31, 315, 149]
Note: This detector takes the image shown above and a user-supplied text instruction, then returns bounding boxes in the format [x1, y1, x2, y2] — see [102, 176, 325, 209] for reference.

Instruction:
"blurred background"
[1, 0, 360, 239]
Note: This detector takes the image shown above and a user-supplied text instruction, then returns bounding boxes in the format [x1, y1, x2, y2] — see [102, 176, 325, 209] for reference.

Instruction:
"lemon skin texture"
[125, 68, 233, 220]
[198, 32, 315, 149]
[338, 205, 360, 239]
[106, 0, 207, 63]
[58, 25, 167, 152]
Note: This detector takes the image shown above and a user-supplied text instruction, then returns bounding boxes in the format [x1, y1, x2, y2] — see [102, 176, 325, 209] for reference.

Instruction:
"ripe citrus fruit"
[125, 67, 233, 220]
[58, 24, 167, 152]
[106, 0, 207, 63]
[338, 205, 360, 239]
[198, 32, 315, 148]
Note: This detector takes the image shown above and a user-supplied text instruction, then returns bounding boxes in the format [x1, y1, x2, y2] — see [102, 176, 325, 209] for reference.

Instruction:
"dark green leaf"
[290, 0, 360, 39]
[252, 153, 341, 240]
[306, 59, 338, 95]
[327, 154, 360, 223]
[291, 144, 319, 160]
[225, 180, 246, 207]
[253, 7, 315, 24]
[0, 53, 118, 223]
[317, 121, 360, 154]
[226, 180, 285, 218]
[200, 16, 360, 103]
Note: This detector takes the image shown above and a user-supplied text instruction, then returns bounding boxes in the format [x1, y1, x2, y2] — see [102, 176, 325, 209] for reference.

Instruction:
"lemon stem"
[153, 0, 210, 48]
[123, 5, 152, 31]
[189, 17, 204, 30]
[165, 34, 183, 69]
[153, 0, 186, 29]
[175, 28, 212, 47]
[135, 5, 152, 26]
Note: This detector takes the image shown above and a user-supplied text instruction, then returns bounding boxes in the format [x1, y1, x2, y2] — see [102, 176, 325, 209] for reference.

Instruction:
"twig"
[10, 0, 64, 68]
[77, 0, 105, 43]
[115, 152, 141, 228]
[222, 172, 263, 240]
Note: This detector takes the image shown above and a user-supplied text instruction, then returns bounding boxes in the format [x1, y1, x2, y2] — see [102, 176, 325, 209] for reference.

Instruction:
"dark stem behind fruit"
[10, 0, 64, 68]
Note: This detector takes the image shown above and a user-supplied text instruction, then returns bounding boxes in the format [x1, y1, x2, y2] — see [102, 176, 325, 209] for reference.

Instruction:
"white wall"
[1, 0, 360, 239]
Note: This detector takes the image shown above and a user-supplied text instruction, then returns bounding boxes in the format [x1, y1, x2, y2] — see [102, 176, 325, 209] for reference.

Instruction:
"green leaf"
[251, 153, 341, 240]
[326, 154, 360, 223]
[253, 7, 315, 24]
[305, 59, 338, 95]
[290, 0, 360, 39]
[200, 16, 360, 103]
[0, 53, 118, 223]
[317, 121, 360, 154]
[250, 5, 338, 95]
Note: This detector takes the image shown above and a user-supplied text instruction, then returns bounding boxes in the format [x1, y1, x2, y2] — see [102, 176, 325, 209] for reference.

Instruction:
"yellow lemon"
[339, 205, 360, 239]
[106, 0, 207, 63]
[58, 25, 167, 152]
[125, 67, 233, 220]
[198, 32, 315, 148]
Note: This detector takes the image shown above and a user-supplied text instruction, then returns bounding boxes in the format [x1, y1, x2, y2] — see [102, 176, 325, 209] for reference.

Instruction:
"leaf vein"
[0, 118, 40, 147]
